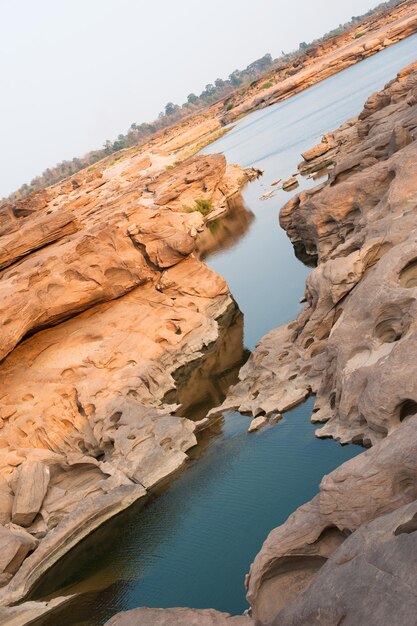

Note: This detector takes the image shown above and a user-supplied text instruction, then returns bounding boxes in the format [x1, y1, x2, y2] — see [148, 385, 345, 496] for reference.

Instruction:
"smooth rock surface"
[105, 607, 254, 626]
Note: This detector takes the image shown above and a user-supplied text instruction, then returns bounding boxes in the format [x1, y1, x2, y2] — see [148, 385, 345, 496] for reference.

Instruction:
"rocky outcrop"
[272, 499, 417, 626]
[247, 415, 417, 623]
[0, 116, 258, 613]
[213, 60, 417, 625]
[219, 61, 417, 444]
[105, 607, 254, 625]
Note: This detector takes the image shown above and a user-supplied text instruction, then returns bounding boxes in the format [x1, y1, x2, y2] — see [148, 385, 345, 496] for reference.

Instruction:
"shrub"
[190, 198, 212, 216]
[260, 81, 273, 89]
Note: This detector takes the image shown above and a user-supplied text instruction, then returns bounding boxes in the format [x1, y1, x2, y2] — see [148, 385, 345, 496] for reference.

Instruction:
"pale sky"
[1, 0, 380, 197]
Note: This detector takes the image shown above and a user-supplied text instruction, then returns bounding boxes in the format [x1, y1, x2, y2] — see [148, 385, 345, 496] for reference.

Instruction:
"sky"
[1, 0, 381, 197]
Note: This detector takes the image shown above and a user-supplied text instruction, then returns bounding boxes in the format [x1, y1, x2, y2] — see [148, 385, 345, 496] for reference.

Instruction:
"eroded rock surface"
[105, 607, 254, 626]
[0, 119, 257, 611]
[220, 60, 417, 626]
[220, 61, 417, 446]
[220, 3, 417, 125]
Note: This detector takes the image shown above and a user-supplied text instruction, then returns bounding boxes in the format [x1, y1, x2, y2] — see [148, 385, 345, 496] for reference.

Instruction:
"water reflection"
[168, 309, 248, 423]
[195, 193, 254, 262]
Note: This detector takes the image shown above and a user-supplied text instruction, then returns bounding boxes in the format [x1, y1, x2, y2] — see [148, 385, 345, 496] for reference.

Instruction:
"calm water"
[203, 32, 417, 349]
[33, 35, 417, 625]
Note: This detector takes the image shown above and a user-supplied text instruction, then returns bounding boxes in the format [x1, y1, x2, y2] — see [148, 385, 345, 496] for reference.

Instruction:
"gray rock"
[12, 460, 50, 527]
[104, 607, 254, 626]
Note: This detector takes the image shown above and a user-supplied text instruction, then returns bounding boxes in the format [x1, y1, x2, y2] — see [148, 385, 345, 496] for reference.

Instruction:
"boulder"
[248, 416, 268, 433]
[0, 525, 37, 585]
[12, 460, 50, 527]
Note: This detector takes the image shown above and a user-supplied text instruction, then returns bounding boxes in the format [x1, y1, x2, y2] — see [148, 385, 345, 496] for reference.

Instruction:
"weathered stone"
[0, 123, 252, 606]
[274, 500, 417, 626]
[0, 479, 13, 526]
[282, 176, 299, 191]
[12, 461, 50, 527]
[0, 525, 37, 585]
[104, 607, 254, 626]
[248, 416, 268, 433]
[231, 59, 417, 626]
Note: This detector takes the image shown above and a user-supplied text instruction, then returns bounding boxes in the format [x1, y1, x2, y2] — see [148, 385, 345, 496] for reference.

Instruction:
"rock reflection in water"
[167, 306, 248, 422]
[29, 302, 248, 625]
[196, 193, 254, 261]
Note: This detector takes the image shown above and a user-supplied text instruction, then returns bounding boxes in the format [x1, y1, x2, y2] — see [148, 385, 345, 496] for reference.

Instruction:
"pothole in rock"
[374, 303, 411, 343]
[399, 399, 417, 422]
[395, 512, 417, 536]
[400, 258, 417, 288]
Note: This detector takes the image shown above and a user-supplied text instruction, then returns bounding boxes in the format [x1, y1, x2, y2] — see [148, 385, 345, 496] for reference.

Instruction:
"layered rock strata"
[0, 122, 257, 612]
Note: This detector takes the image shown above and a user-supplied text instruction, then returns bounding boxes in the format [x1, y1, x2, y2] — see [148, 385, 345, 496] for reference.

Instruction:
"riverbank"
[220, 0, 417, 125]
[0, 118, 260, 616]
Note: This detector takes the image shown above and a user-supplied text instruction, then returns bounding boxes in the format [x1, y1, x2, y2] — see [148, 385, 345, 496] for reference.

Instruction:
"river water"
[33, 34, 417, 625]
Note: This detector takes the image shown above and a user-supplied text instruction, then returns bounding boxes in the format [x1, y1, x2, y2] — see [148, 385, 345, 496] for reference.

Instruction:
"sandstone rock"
[147, 154, 226, 210]
[301, 140, 333, 162]
[0, 128, 251, 606]
[0, 596, 74, 626]
[12, 461, 50, 527]
[274, 500, 417, 626]
[0, 479, 13, 526]
[248, 416, 269, 433]
[224, 60, 417, 626]
[220, 61, 417, 446]
[0, 209, 78, 271]
[246, 415, 417, 622]
[260, 190, 275, 201]
[104, 607, 254, 626]
[282, 177, 299, 191]
[0, 525, 37, 586]
[131, 223, 195, 268]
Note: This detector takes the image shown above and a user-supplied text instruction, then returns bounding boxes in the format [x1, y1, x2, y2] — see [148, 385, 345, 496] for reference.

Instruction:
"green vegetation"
[188, 198, 212, 216]
[4, 0, 405, 203]
[207, 219, 221, 234]
[354, 30, 367, 38]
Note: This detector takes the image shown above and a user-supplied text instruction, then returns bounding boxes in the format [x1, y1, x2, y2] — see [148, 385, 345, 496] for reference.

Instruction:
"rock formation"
[0, 115, 258, 613]
[105, 607, 254, 626]
[219, 60, 417, 625]
[119, 58, 417, 626]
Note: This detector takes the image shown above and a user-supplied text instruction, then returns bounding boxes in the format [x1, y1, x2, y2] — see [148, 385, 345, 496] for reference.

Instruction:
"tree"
[229, 70, 242, 86]
[164, 102, 179, 116]
[299, 41, 308, 50]
[203, 83, 215, 97]
[215, 78, 225, 88]
[187, 93, 198, 104]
